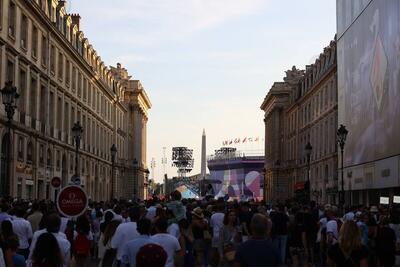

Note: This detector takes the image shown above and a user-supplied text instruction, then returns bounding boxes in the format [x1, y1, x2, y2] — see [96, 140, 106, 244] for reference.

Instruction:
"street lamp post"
[133, 158, 138, 201]
[110, 144, 117, 201]
[305, 142, 313, 203]
[72, 121, 83, 184]
[337, 124, 348, 208]
[0, 81, 19, 196]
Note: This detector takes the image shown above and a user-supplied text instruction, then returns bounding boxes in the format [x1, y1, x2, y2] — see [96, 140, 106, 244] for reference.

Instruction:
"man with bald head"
[234, 213, 282, 267]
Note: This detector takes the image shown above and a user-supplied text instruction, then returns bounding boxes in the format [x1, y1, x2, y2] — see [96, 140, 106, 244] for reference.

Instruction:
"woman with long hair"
[98, 220, 120, 267]
[31, 232, 63, 267]
[219, 209, 242, 267]
[327, 220, 368, 267]
[1, 220, 20, 267]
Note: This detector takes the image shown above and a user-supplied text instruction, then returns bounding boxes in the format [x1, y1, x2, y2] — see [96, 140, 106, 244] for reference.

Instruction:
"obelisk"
[201, 129, 206, 178]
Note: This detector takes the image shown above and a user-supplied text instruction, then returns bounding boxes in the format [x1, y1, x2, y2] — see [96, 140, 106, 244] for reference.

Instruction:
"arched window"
[27, 142, 33, 163]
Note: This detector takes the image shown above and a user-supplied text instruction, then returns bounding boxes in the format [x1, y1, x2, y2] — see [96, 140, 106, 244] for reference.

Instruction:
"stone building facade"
[261, 40, 338, 204]
[0, 0, 151, 200]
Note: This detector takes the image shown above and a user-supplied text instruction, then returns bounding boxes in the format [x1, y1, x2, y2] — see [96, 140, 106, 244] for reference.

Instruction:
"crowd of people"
[0, 190, 399, 267]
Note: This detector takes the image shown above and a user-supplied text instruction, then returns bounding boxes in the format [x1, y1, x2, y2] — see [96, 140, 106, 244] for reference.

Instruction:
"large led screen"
[210, 168, 263, 200]
[337, 0, 400, 167]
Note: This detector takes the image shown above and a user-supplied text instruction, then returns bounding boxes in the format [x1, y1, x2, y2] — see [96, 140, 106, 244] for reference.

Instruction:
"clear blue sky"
[71, 0, 336, 182]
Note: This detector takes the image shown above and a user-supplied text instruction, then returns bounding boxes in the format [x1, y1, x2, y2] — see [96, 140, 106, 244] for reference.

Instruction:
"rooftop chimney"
[70, 13, 81, 30]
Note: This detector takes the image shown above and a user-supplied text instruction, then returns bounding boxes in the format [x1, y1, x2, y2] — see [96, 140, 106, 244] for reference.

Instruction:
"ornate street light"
[110, 144, 117, 200]
[1, 81, 19, 122]
[305, 142, 313, 203]
[72, 121, 83, 183]
[0, 81, 19, 196]
[337, 124, 348, 208]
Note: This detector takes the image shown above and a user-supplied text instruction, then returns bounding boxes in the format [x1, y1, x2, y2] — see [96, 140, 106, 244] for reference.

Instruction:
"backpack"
[74, 233, 91, 257]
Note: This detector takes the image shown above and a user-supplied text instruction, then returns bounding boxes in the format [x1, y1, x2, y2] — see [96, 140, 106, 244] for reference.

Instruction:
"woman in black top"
[327, 220, 368, 267]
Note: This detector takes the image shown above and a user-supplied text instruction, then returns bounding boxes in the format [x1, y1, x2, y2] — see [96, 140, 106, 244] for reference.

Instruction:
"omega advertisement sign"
[57, 185, 88, 218]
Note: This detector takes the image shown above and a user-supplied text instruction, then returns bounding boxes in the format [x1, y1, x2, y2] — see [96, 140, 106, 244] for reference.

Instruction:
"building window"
[17, 137, 24, 161]
[18, 69, 26, 114]
[58, 52, 63, 80]
[6, 59, 14, 82]
[70, 154, 74, 171]
[77, 72, 82, 97]
[39, 144, 44, 166]
[8, 1, 15, 37]
[20, 14, 28, 49]
[30, 76, 37, 120]
[47, 148, 52, 167]
[56, 150, 60, 170]
[65, 60, 70, 85]
[41, 35, 47, 66]
[50, 44, 56, 73]
[27, 142, 33, 163]
[83, 79, 87, 101]
[72, 67, 76, 91]
[32, 25, 38, 58]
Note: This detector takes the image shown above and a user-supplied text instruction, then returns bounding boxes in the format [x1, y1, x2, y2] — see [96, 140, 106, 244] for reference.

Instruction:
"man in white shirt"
[151, 218, 182, 267]
[210, 204, 225, 267]
[12, 207, 33, 259]
[122, 218, 158, 267]
[28, 213, 71, 267]
[112, 206, 141, 265]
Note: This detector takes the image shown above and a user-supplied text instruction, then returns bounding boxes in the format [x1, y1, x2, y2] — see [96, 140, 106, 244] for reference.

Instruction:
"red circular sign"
[51, 177, 61, 188]
[57, 185, 88, 218]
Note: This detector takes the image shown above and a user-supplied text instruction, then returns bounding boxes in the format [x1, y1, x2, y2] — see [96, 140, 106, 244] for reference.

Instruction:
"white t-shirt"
[326, 219, 339, 244]
[210, 212, 225, 247]
[146, 206, 157, 221]
[60, 217, 69, 233]
[167, 223, 180, 239]
[151, 233, 181, 267]
[12, 217, 33, 249]
[111, 222, 140, 260]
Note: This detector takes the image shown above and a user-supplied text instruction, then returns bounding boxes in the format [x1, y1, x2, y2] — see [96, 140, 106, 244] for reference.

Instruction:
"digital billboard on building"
[337, 0, 400, 203]
[338, 0, 400, 167]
